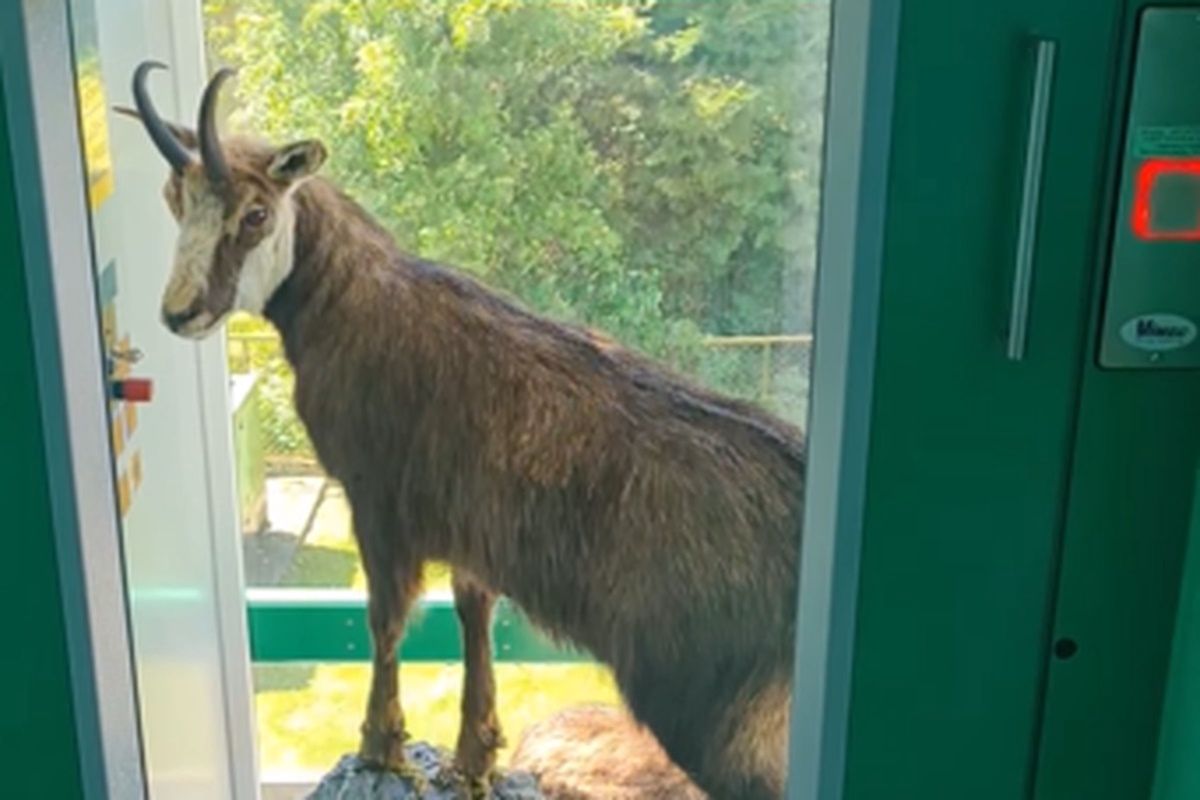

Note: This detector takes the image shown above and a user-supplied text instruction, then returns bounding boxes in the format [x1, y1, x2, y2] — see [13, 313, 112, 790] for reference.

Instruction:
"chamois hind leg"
[452, 570, 504, 795]
[626, 665, 789, 800]
[355, 519, 423, 776]
[695, 677, 791, 800]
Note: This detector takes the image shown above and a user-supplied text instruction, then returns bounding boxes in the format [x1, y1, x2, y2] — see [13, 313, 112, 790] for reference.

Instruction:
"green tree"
[206, 0, 827, 428]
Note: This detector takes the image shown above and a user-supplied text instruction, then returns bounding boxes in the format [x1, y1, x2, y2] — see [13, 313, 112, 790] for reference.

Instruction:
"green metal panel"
[1031, 4, 1200, 798]
[1035, 359, 1200, 799]
[1152, 468, 1200, 800]
[1099, 8, 1200, 368]
[845, 1, 1123, 797]
[0, 73, 87, 797]
[247, 595, 588, 663]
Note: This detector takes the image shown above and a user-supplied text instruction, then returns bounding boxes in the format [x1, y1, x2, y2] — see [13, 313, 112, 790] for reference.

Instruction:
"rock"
[510, 705, 707, 799]
[306, 744, 544, 800]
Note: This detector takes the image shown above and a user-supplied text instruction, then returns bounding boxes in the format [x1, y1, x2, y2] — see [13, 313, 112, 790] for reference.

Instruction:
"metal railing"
[701, 333, 813, 401]
[247, 588, 586, 663]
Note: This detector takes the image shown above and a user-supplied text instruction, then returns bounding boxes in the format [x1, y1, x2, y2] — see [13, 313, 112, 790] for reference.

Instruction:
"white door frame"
[0, 1, 258, 798]
[154, 2, 262, 794]
[787, 1, 900, 798]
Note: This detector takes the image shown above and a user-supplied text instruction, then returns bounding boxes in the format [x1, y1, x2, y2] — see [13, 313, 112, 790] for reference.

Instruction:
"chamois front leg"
[453, 571, 504, 796]
[356, 531, 422, 778]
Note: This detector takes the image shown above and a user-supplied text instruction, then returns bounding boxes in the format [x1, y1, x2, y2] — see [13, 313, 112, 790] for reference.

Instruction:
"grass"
[252, 480, 621, 775]
[255, 662, 622, 772]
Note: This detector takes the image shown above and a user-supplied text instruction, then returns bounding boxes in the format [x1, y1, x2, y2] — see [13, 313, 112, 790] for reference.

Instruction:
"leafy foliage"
[207, 0, 827, 456]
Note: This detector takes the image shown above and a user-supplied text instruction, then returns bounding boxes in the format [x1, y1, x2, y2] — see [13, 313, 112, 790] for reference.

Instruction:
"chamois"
[510, 705, 708, 799]
[125, 62, 805, 800]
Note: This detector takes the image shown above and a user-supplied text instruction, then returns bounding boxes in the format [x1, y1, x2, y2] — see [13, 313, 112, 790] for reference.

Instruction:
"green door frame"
[0, 67, 92, 800]
[0, 2, 144, 797]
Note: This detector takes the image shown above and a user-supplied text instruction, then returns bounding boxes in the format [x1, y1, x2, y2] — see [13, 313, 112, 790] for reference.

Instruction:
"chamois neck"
[263, 177, 404, 347]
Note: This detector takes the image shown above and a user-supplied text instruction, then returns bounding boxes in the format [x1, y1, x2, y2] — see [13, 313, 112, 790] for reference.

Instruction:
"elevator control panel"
[1101, 8, 1200, 368]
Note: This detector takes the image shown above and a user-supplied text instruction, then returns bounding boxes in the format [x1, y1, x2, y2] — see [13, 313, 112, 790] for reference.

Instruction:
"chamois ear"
[111, 105, 199, 149]
[266, 139, 327, 184]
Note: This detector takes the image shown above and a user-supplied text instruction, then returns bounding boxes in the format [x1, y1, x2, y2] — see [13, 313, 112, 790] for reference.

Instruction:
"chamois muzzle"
[162, 304, 204, 335]
[131, 61, 192, 173]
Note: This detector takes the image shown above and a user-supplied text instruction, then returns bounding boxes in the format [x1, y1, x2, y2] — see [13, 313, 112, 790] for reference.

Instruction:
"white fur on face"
[161, 174, 226, 337]
[234, 193, 296, 315]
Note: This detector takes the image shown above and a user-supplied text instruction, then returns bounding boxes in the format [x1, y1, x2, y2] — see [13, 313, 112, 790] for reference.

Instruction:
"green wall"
[0, 74, 87, 797]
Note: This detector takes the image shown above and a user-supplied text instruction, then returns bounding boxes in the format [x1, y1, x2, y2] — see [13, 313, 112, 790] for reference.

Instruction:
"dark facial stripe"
[204, 230, 252, 316]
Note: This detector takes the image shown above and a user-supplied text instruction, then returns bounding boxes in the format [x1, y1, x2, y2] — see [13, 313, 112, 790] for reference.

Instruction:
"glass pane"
[204, 0, 831, 795]
[217, 2, 829, 595]
[66, 1, 249, 796]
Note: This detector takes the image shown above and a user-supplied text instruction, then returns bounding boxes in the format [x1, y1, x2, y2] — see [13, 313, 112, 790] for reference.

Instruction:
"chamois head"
[122, 61, 327, 338]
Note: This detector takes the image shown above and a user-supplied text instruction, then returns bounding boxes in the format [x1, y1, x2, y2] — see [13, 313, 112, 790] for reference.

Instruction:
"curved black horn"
[132, 61, 193, 173]
[197, 67, 236, 187]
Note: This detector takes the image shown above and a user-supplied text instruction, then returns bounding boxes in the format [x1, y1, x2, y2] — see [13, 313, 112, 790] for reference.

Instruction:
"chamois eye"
[243, 207, 268, 229]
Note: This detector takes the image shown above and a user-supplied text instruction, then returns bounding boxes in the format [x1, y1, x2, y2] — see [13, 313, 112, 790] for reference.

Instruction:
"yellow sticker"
[125, 400, 137, 437]
[76, 62, 115, 211]
[111, 412, 124, 457]
[117, 472, 131, 516]
[101, 304, 117, 349]
[131, 451, 143, 491]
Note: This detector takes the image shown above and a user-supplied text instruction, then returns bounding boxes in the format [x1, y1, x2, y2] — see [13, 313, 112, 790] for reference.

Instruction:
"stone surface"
[306, 744, 544, 800]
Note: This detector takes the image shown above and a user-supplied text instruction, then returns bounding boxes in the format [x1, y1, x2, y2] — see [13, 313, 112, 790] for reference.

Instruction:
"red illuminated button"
[111, 378, 154, 403]
[1132, 157, 1200, 240]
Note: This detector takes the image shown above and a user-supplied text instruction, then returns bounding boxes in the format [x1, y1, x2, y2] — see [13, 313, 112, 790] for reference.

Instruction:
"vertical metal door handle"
[1008, 38, 1057, 361]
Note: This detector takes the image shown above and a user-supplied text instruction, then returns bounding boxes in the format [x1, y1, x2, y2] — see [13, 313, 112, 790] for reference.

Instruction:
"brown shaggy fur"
[137, 118, 804, 798]
[510, 705, 708, 799]
[266, 174, 804, 799]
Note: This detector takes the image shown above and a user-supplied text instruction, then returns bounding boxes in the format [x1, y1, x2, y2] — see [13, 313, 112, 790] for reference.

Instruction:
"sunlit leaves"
[204, 0, 829, 416]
